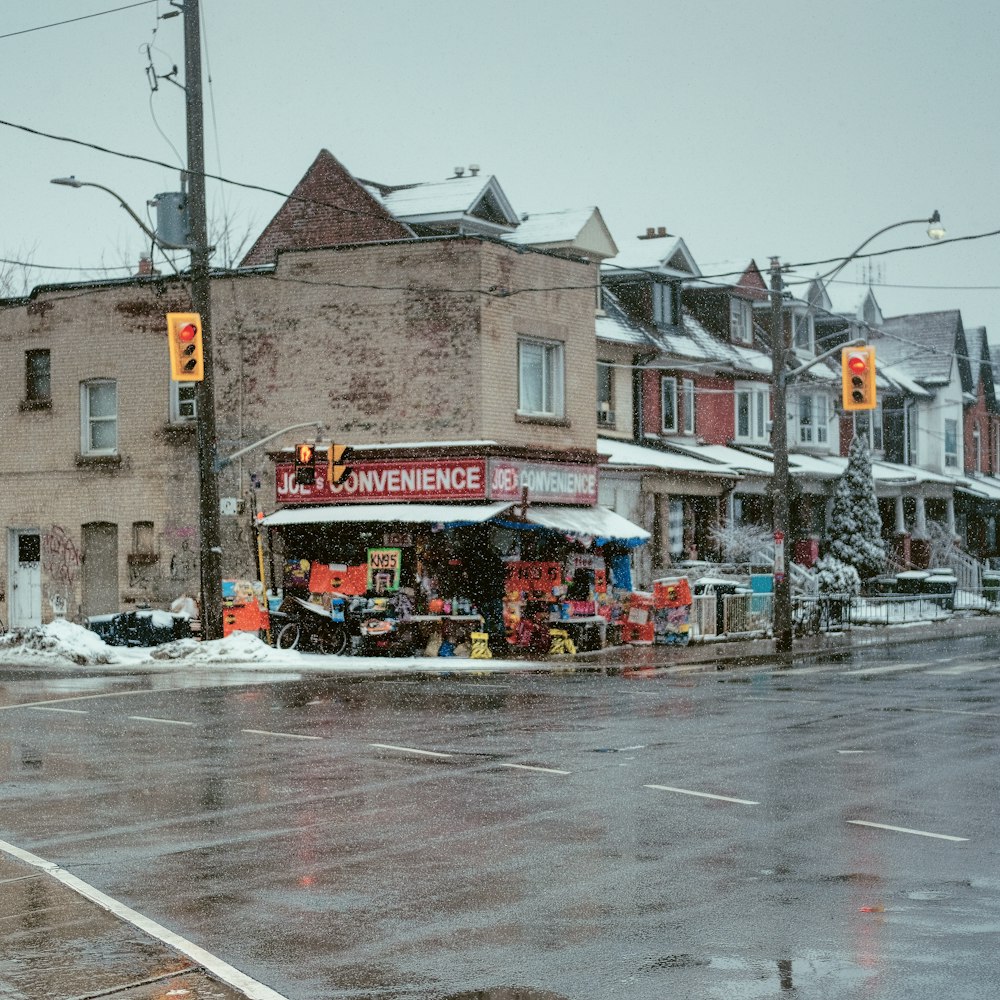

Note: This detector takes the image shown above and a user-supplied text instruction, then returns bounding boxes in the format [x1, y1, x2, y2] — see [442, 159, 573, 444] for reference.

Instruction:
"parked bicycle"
[271, 595, 351, 655]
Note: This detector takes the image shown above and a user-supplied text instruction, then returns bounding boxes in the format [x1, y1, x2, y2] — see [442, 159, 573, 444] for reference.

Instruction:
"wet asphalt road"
[0, 636, 998, 1000]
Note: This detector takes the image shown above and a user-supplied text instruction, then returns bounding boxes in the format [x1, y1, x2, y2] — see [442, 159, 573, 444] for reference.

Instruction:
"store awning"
[495, 504, 650, 548]
[260, 501, 514, 528]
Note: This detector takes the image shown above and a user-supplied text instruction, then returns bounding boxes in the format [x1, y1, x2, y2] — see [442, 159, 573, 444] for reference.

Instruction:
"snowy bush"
[708, 520, 773, 566]
[814, 555, 861, 597]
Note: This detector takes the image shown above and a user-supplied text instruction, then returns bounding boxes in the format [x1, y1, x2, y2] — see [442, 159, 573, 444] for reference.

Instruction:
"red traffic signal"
[166, 312, 204, 381]
[294, 443, 316, 485]
[841, 346, 876, 411]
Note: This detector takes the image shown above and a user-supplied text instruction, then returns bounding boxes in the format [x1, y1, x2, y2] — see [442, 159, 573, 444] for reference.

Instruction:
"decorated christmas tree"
[823, 434, 887, 581]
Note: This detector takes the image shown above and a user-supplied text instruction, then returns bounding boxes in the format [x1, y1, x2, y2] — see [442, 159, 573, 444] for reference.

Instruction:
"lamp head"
[927, 210, 946, 240]
[50, 176, 84, 188]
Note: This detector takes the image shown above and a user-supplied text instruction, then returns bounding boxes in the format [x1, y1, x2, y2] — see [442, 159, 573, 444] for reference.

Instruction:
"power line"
[0, 1, 157, 40]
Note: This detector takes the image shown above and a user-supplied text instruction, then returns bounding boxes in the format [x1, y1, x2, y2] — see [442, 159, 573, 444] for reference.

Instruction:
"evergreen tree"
[823, 434, 887, 580]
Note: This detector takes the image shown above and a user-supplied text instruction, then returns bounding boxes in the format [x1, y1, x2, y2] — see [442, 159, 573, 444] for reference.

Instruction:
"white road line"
[836, 750, 870, 754]
[241, 729, 323, 741]
[0, 686, 205, 712]
[904, 707, 1000, 718]
[498, 763, 571, 775]
[0, 839, 290, 1000]
[848, 819, 969, 842]
[369, 743, 453, 758]
[644, 784, 759, 805]
[27, 706, 89, 714]
[927, 664, 996, 675]
[128, 716, 195, 727]
[843, 663, 925, 676]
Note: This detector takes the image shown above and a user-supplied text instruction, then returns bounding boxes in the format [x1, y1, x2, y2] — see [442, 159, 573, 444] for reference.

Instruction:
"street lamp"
[51, 171, 224, 640]
[769, 211, 944, 656]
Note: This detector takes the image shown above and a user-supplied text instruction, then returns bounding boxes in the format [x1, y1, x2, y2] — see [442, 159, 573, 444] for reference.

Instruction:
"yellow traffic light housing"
[294, 443, 315, 486]
[327, 443, 352, 484]
[841, 346, 876, 411]
[166, 312, 204, 382]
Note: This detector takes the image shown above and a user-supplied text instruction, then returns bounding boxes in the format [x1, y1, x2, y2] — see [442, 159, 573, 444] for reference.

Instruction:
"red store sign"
[487, 459, 598, 505]
[276, 458, 488, 504]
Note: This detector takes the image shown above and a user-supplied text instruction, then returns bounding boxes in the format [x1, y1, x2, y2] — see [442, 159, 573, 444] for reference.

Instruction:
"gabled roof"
[603, 233, 701, 278]
[503, 207, 618, 261]
[363, 174, 520, 234]
[877, 310, 970, 390]
[240, 149, 412, 267]
[967, 326, 998, 411]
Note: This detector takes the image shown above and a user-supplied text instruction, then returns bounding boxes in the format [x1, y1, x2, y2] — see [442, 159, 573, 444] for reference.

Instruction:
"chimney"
[639, 226, 668, 240]
[657, 226, 668, 237]
[136, 254, 158, 277]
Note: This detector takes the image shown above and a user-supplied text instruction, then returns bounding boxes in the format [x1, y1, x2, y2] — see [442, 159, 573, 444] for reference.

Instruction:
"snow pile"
[150, 631, 301, 664]
[0, 618, 118, 666]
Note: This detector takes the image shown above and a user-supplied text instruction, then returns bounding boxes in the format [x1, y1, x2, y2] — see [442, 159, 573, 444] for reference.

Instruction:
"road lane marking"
[836, 750, 870, 754]
[128, 716, 195, 727]
[241, 729, 323, 741]
[904, 707, 1000, 718]
[498, 763, 571, 775]
[0, 838, 292, 1000]
[644, 784, 759, 805]
[926, 664, 996, 675]
[847, 820, 968, 842]
[369, 743, 453, 758]
[0, 686, 207, 712]
[27, 706, 89, 714]
[843, 664, 925, 676]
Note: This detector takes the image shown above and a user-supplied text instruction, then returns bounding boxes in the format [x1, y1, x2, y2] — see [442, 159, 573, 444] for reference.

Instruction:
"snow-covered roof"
[877, 311, 964, 387]
[664, 441, 774, 476]
[599, 437, 740, 478]
[365, 174, 519, 230]
[603, 234, 701, 277]
[505, 208, 598, 245]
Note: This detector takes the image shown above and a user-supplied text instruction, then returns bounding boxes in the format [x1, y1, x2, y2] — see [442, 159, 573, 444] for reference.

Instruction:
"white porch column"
[894, 495, 906, 534]
[914, 494, 928, 538]
[946, 495, 956, 536]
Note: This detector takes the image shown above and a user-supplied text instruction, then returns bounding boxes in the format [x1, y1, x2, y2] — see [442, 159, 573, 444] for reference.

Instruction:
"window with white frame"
[734, 382, 770, 444]
[683, 378, 696, 434]
[944, 417, 959, 468]
[81, 379, 118, 456]
[855, 403, 884, 453]
[170, 380, 198, 423]
[661, 376, 678, 433]
[792, 310, 815, 354]
[973, 423, 982, 472]
[797, 392, 829, 445]
[518, 337, 564, 417]
[652, 282, 675, 326]
[729, 298, 753, 344]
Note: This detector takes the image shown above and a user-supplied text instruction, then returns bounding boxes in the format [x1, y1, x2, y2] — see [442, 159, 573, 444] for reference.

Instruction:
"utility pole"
[183, 0, 223, 640]
[769, 257, 793, 656]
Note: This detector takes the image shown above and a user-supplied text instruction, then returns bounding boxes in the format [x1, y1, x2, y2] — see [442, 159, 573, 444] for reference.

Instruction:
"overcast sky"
[4, 0, 998, 343]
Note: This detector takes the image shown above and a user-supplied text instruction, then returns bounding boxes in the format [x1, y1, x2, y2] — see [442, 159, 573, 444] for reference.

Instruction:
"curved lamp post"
[769, 211, 945, 657]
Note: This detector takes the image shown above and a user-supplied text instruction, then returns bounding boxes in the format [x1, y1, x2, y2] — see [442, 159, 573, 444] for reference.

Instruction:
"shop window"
[661, 376, 678, 433]
[518, 337, 564, 418]
[24, 349, 51, 408]
[80, 379, 117, 456]
[170, 380, 197, 423]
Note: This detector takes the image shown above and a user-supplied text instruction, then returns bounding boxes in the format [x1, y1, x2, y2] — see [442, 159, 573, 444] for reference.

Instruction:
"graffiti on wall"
[42, 525, 82, 610]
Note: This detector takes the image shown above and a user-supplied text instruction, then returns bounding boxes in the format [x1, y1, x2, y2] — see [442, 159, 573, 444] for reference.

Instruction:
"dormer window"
[652, 283, 676, 327]
[793, 310, 815, 354]
[730, 298, 753, 344]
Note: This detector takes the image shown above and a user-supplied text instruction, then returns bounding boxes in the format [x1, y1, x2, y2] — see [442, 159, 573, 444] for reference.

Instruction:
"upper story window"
[683, 378, 696, 434]
[734, 381, 770, 444]
[855, 404, 884, 453]
[797, 392, 829, 445]
[661, 376, 678, 433]
[518, 337, 564, 418]
[973, 423, 982, 473]
[170, 380, 198, 423]
[25, 349, 51, 404]
[730, 298, 753, 344]
[944, 417, 959, 468]
[792, 310, 815, 354]
[652, 282, 676, 327]
[597, 362, 614, 427]
[81, 379, 118, 456]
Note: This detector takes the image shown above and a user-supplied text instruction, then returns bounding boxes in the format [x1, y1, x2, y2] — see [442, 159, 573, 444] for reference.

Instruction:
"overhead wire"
[0, 1, 156, 40]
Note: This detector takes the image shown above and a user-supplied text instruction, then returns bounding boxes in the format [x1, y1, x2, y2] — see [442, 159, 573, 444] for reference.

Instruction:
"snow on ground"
[0, 620, 545, 674]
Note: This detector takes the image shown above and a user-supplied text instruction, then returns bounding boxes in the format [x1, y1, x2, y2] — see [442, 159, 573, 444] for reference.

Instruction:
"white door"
[9, 530, 42, 628]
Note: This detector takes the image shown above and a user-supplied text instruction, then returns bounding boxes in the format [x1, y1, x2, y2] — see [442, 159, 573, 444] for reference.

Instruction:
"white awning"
[261, 501, 513, 528]
[497, 504, 650, 547]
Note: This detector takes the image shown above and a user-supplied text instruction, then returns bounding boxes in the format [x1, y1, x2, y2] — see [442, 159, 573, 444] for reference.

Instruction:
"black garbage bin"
[895, 571, 928, 595]
[921, 574, 957, 611]
[694, 578, 739, 634]
[983, 572, 1000, 604]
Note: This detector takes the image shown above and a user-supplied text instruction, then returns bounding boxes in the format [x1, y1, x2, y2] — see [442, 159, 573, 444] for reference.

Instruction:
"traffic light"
[294, 443, 315, 485]
[166, 312, 204, 381]
[841, 346, 876, 411]
[327, 443, 352, 484]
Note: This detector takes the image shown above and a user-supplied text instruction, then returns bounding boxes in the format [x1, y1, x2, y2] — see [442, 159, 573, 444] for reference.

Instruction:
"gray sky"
[4, 0, 999, 343]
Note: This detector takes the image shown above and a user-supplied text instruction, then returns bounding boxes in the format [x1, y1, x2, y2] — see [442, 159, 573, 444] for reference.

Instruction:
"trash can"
[694, 578, 739, 635]
[86, 613, 125, 645]
[874, 575, 897, 596]
[921, 574, 957, 611]
[983, 571, 1000, 604]
[894, 570, 929, 595]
